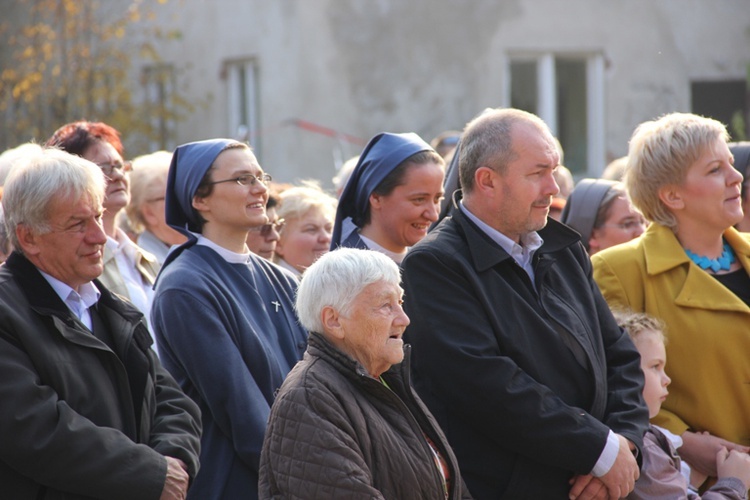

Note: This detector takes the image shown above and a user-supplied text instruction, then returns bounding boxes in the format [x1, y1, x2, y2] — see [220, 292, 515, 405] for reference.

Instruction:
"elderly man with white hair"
[0, 147, 201, 499]
[259, 248, 471, 499]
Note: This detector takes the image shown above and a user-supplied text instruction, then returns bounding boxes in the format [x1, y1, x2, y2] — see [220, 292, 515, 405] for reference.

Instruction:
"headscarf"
[560, 178, 618, 251]
[331, 132, 433, 248]
[434, 137, 462, 229]
[159, 138, 238, 274]
[165, 138, 238, 233]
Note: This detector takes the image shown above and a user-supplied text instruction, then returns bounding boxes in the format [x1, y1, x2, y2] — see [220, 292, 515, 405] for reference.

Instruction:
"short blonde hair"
[276, 181, 337, 228]
[126, 151, 172, 233]
[611, 309, 666, 345]
[625, 113, 729, 229]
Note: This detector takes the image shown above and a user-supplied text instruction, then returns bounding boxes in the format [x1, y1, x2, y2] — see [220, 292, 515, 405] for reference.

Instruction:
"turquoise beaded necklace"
[684, 241, 736, 272]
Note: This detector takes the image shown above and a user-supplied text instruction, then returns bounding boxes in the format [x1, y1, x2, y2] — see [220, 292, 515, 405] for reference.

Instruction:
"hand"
[569, 474, 608, 500]
[716, 447, 750, 491]
[160, 456, 189, 500]
[681, 431, 750, 477]
[598, 434, 639, 499]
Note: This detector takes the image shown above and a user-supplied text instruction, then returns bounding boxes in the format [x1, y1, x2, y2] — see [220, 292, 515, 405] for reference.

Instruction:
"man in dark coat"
[401, 108, 649, 500]
[0, 148, 201, 500]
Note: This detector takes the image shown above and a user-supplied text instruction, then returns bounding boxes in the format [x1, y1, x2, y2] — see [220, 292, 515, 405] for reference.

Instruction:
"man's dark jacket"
[0, 252, 202, 500]
[401, 210, 648, 499]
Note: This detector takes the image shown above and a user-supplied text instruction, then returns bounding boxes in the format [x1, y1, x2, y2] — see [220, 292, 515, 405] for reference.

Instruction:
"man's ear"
[474, 166, 498, 196]
[658, 185, 685, 211]
[15, 224, 40, 256]
[321, 306, 345, 340]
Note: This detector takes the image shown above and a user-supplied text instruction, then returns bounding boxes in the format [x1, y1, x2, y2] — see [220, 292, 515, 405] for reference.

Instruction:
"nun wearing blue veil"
[151, 139, 307, 500]
[331, 132, 445, 264]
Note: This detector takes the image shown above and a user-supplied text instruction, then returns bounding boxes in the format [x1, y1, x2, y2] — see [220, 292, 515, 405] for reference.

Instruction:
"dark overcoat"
[401, 210, 648, 499]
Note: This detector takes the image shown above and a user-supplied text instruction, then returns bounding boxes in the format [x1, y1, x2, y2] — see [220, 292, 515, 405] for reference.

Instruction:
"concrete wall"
[133, 0, 750, 186]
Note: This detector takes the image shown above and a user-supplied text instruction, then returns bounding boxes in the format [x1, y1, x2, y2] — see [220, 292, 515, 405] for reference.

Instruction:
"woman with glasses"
[592, 113, 750, 488]
[151, 139, 308, 500]
[46, 121, 160, 334]
[561, 178, 646, 255]
[246, 191, 283, 261]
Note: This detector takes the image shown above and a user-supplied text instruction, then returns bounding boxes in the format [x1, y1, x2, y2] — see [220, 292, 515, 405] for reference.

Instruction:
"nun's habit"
[331, 132, 433, 250]
[151, 139, 308, 500]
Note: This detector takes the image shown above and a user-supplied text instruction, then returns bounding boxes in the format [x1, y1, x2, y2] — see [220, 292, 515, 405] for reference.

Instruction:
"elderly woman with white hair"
[259, 248, 471, 499]
[592, 112, 750, 485]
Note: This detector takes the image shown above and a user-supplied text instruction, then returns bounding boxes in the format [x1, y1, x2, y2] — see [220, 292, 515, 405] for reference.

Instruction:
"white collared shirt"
[39, 271, 101, 331]
[460, 201, 543, 284]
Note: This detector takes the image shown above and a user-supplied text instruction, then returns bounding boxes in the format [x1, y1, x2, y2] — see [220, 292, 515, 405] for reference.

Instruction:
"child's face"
[636, 330, 671, 418]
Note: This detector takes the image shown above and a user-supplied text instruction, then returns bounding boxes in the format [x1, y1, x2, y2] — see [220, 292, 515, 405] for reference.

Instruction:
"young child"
[615, 310, 750, 499]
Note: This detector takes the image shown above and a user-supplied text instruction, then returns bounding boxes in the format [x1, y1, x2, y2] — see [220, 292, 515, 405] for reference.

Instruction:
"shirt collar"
[460, 201, 544, 257]
[194, 232, 252, 264]
[359, 234, 408, 264]
[275, 257, 302, 276]
[107, 228, 140, 261]
[38, 270, 101, 313]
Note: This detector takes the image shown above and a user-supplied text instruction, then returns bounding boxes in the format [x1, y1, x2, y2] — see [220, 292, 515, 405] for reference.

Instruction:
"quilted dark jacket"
[259, 331, 472, 499]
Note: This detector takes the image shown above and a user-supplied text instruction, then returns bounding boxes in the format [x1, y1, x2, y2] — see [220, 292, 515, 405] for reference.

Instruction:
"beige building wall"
[134, 0, 750, 186]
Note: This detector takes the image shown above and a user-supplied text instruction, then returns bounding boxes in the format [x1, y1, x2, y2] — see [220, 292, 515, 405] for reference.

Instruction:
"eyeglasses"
[249, 219, 285, 237]
[208, 173, 272, 187]
[95, 160, 132, 178]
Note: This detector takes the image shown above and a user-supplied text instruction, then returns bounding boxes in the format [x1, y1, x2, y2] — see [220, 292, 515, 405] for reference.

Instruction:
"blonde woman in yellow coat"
[592, 112, 750, 487]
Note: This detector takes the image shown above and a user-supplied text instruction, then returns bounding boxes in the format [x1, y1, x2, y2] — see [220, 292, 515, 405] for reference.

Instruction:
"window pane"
[556, 58, 587, 173]
[226, 60, 259, 152]
[143, 64, 176, 151]
[691, 80, 748, 141]
[510, 60, 538, 115]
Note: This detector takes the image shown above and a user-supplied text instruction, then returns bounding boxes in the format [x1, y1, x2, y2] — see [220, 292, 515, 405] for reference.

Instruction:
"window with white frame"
[142, 63, 177, 152]
[224, 58, 259, 153]
[505, 53, 604, 176]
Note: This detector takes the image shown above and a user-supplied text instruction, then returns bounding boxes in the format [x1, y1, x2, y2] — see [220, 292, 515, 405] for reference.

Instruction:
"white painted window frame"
[503, 51, 605, 176]
[225, 58, 259, 151]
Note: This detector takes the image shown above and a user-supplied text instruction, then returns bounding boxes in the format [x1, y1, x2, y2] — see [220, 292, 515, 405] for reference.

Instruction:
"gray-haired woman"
[259, 248, 472, 499]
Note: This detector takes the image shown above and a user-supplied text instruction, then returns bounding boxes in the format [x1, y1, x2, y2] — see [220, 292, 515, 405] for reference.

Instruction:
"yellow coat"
[592, 223, 750, 445]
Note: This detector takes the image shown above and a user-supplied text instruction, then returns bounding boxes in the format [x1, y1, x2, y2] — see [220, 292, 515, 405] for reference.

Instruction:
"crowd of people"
[0, 108, 749, 500]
